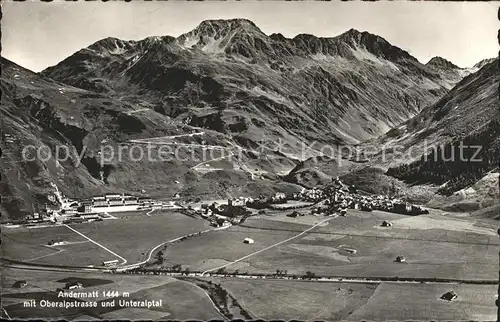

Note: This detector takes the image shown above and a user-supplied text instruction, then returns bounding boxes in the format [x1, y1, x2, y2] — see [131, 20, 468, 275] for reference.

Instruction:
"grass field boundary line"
[1, 232, 60, 246]
[62, 224, 127, 265]
[237, 224, 499, 246]
[223, 284, 260, 320]
[2, 308, 12, 320]
[118, 227, 221, 271]
[201, 217, 335, 276]
[26, 248, 65, 262]
[176, 279, 229, 321]
[1, 263, 105, 273]
[3, 262, 498, 285]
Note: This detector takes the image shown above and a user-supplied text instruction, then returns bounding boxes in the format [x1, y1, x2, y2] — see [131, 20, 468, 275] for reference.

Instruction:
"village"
[3, 176, 428, 232]
[4, 192, 181, 229]
[186, 177, 430, 229]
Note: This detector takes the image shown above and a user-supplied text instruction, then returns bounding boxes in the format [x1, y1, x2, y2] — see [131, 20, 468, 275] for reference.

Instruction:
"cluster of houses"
[295, 177, 429, 217]
[245, 192, 290, 209]
[192, 199, 253, 227]
[293, 187, 325, 202]
[8, 189, 180, 228]
[21, 211, 56, 226]
[80, 194, 161, 213]
[187, 177, 429, 226]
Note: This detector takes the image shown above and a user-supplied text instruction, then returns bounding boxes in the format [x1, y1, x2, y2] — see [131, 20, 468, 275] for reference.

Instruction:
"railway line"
[3, 260, 497, 286]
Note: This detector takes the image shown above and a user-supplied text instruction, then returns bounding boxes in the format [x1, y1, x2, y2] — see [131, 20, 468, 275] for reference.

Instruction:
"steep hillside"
[285, 58, 499, 207]
[472, 57, 497, 72]
[379, 59, 499, 203]
[377, 58, 499, 165]
[43, 19, 465, 151]
[283, 155, 359, 188]
[0, 57, 300, 220]
[425, 56, 470, 86]
[426, 172, 499, 212]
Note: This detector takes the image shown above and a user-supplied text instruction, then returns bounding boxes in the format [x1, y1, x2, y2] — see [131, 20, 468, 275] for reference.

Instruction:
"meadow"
[2, 267, 222, 320]
[206, 277, 497, 321]
[2, 211, 210, 267]
[161, 209, 499, 280]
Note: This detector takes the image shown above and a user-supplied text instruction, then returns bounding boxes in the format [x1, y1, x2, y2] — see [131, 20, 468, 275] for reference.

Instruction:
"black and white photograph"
[1, 1, 499, 320]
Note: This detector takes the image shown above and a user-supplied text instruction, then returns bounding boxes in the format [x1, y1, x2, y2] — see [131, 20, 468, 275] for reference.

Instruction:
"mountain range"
[1, 18, 497, 220]
[42, 19, 468, 146]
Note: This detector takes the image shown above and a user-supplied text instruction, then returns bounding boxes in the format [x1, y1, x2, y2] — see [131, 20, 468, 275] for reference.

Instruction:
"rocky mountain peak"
[339, 29, 415, 62]
[176, 18, 270, 57]
[426, 56, 460, 69]
[269, 32, 288, 42]
[291, 28, 416, 62]
[337, 28, 363, 42]
[87, 37, 137, 55]
[196, 18, 262, 33]
[473, 57, 496, 69]
[179, 18, 265, 43]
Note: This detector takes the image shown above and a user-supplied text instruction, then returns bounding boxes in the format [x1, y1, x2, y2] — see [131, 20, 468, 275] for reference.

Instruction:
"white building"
[243, 238, 255, 244]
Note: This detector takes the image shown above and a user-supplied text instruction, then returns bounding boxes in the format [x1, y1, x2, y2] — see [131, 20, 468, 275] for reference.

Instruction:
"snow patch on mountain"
[351, 46, 400, 72]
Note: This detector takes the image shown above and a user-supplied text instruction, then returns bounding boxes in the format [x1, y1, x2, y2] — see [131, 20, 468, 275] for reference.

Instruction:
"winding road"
[117, 225, 232, 271]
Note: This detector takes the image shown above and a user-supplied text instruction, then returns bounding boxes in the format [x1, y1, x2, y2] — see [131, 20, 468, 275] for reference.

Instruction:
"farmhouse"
[65, 282, 83, 290]
[381, 221, 393, 227]
[243, 238, 255, 244]
[441, 291, 458, 301]
[211, 218, 230, 228]
[47, 238, 64, 246]
[13, 280, 27, 288]
[395, 256, 406, 263]
[102, 259, 119, 267]
[286, 211, 302, 218]
[228, 198, 246, 207]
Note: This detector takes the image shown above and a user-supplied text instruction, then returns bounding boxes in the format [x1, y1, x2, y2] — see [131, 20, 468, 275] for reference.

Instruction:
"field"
[348, 283, 497, 321]
[2, 268, 222, 320]
[2, 211, 210, 267]
[70, 211, 210, 264]
[160, 209, 499, 280]
[206, 278, 497, 321]
[3, 206, 498, 320]
[162, 224, 298, 272]
[1, 225, 92, 263]
[206, 277, 377, 320]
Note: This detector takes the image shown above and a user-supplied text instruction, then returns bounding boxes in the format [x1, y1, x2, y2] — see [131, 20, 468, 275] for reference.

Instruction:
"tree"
[304, 271, 316, 279]
[155, 250, 164, 264]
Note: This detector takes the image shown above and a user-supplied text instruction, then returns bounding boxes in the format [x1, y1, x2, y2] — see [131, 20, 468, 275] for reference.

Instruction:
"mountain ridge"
[42, 18, 467, 149]
[426, 56, 460, 69]
[1, 56, 304, 220]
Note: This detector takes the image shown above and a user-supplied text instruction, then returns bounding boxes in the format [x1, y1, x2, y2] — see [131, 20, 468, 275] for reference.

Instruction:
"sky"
[2, 1, 498, 72]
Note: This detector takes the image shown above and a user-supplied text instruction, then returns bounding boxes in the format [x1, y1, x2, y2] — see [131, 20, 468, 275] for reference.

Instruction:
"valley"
[2, 203, 498, 320]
